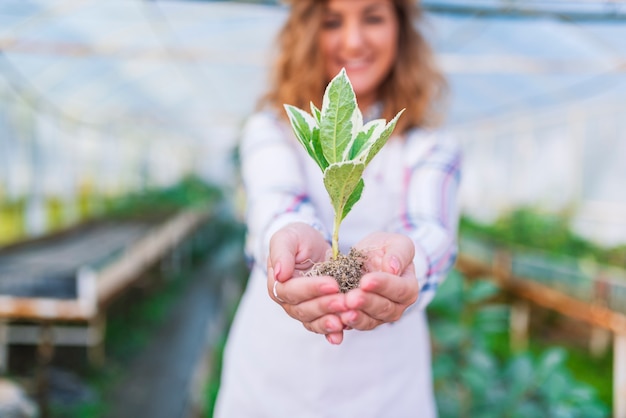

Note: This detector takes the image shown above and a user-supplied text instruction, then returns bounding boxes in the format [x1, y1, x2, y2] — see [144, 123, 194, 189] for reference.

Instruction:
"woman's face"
[320, 0, 399, 110]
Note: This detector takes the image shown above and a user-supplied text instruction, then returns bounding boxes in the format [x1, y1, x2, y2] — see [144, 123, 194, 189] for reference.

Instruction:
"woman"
[215, 1, 460, 417]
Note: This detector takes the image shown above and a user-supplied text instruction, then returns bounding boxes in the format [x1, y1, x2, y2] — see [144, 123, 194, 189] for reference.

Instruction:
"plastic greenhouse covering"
[0, 0, 625, 245]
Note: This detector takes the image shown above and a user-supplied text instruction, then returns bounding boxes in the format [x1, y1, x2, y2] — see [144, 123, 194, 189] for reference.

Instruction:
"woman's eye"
[364, 15, 385, 24]
[322, 18, 341, 29]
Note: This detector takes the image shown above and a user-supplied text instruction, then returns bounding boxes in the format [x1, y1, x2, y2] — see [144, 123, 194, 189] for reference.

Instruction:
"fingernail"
[274, 262, 281, 279]
[389, 256, 400, 275]
[346, 293, 363, 309]
[328, 300, 346, 312]
[321, 283, 338, 294]
[327, 334, 341, 345]
[344, 311, 358, 325]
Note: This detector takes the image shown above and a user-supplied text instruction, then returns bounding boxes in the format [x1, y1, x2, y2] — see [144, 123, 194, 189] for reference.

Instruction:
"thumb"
[354, 232, 415, 274]
[380, 234, 415, 275]
[268, 230, 298, 283]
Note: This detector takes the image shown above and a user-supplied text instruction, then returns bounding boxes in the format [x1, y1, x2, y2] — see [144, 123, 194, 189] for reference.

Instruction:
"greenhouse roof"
[0, 0, 625, 130]
[1, 0, 625, 245]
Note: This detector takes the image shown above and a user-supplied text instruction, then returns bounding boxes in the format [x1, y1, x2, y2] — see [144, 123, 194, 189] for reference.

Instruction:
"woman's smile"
[320, 0, 399, 111]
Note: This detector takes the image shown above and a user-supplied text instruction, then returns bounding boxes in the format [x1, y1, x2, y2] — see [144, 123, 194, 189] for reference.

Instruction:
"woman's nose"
[341, 21, 365, 51]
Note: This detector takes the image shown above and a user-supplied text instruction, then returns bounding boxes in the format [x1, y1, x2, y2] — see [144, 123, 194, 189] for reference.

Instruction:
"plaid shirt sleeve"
[389, 131, 462, 310]
[240, 112, 330, 269]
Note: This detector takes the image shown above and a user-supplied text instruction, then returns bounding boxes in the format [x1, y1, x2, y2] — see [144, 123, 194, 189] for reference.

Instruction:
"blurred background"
[0, 0, 624, 417]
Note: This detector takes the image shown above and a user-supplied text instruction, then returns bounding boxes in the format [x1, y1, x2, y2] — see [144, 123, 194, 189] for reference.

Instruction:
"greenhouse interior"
[0, 0, 625, 417]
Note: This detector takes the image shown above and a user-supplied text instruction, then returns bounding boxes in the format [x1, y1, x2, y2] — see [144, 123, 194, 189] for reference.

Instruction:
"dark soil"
[307, 248, 367, 293]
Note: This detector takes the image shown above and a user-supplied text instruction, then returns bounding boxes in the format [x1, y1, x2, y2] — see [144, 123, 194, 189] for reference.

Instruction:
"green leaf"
[310, 102, 321, 124]
[512, 404, 545, 418]
[342, 179, 364, 221]
[284, 104, 327, 170]
[284, 105, 315, 152]
[323, 162, 364, 221]
[310, 127, 329, 170]
[466, 280, 500, 303]
[347, 120, 382, 160]
[364, 109, 404, 165]
[432, 353, 457, 379]
[283, 68, 404, 258]
[536, 348, 567, 382]
[319, 68, 362, 164]
[431, 322, 468, 347]
[472, 305, 509, 334]
[504, 354, 535, 399]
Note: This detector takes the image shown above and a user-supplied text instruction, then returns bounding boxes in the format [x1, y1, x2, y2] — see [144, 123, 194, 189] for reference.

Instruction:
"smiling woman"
[260, 0, 446, 133]
[214, 1, 460, 417]
[319, 0, 400, 111]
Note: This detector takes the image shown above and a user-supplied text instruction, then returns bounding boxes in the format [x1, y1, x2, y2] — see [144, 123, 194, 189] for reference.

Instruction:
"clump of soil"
[307, 248, 367, 293]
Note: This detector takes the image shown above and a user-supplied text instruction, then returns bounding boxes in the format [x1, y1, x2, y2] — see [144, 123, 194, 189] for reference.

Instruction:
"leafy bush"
[460, 207, 626, 268]
[104, 176, 222, 220]
[429, 271, 609, 417]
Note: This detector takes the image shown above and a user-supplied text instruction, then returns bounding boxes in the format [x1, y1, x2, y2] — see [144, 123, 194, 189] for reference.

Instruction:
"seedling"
[283, 69, 404, 292]
[284, 68, 404, 261]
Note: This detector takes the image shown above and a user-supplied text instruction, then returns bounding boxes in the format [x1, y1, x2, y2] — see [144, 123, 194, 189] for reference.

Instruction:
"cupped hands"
[267, 223, 419, 345]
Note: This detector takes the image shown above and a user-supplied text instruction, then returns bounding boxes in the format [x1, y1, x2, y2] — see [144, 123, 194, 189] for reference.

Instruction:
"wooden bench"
[0, 207, 213, 370]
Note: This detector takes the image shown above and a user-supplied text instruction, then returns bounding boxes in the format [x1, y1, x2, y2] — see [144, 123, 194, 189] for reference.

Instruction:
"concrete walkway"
[103, 245, 245, 418]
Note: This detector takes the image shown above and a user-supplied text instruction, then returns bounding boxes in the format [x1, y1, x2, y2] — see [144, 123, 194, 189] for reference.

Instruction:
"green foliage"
[284, 68, 403, 258]
[429, 271, 609, 418]
[460, 207, 626, 268]
[104, 176, 222, 220]
[51, 401, 106, 418]
[0, 177, 222, 247]
[0, 198, 26, 245]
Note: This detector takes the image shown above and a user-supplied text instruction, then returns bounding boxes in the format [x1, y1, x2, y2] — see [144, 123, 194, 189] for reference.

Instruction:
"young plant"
[284, 68, 404, 260]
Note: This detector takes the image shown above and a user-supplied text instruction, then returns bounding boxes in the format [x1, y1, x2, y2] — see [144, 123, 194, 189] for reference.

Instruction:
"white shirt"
[215, 110, 461, 418]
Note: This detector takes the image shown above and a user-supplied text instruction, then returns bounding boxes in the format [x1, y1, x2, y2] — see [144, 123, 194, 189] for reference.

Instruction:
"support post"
[36, 323, 55, 418]
[615, 333, 626, 418]
[87, 315, 106, 368]
[589, 326, 611, 359]
[510, 300, 530, 352]
[0, 320, 7, 372]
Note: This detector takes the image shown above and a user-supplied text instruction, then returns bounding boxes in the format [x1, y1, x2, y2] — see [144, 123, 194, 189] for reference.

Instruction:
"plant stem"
[332, 214, 341, 260]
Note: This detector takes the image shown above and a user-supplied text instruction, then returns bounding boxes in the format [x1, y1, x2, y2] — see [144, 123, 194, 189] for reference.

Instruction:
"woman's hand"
[267, 223, 348, 344]
[338, 232, 419, 331]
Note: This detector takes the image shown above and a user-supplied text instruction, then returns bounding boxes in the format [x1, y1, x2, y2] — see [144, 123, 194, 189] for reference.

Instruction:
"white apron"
[214, 266, 436, 418]
[215, 112, 459, 417]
